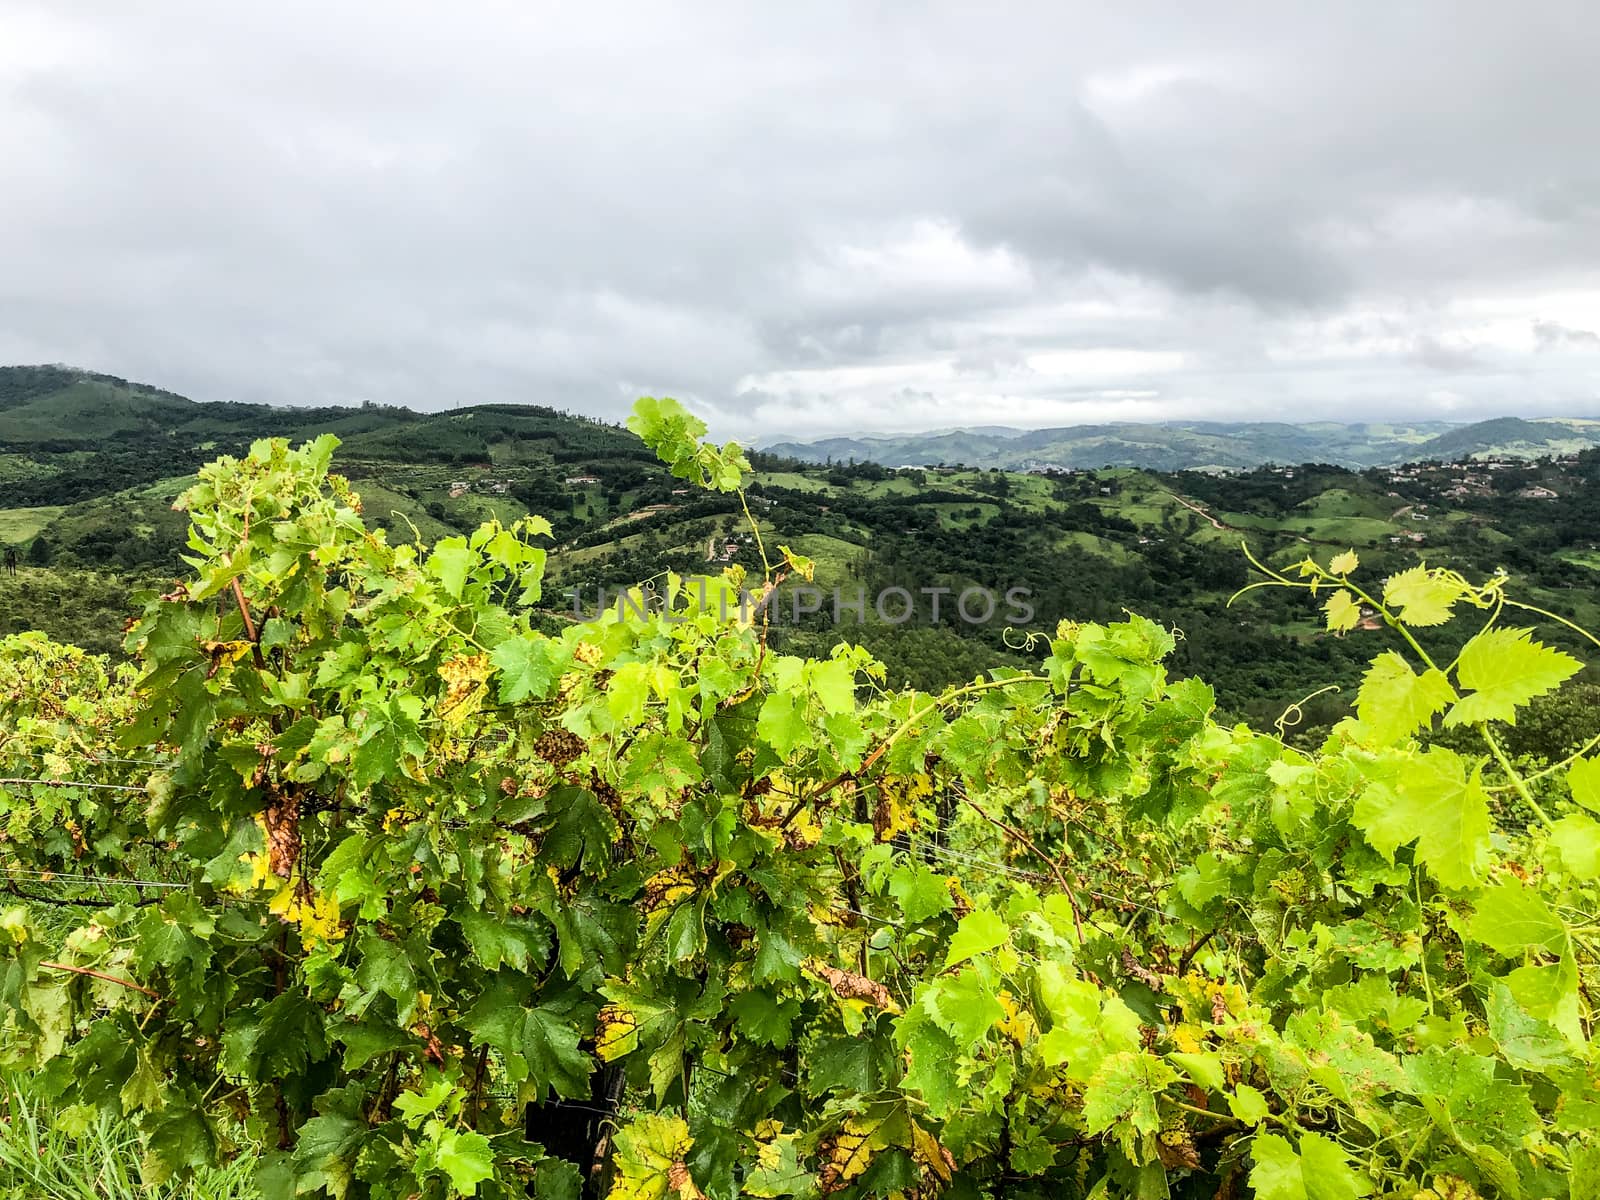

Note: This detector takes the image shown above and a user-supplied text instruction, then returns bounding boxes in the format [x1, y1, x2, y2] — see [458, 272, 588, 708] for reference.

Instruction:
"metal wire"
[912, 840, 1166, 916]
[0, 777, 147, 792]
[831, 904, 902, 929]
[11, 752, 170, 768]
[0, 868, 189, 890]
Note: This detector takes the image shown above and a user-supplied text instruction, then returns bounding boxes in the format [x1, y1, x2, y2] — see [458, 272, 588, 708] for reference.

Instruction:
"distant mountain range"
[763, 417, 1600, 472]
[4, 364, 1599, 474]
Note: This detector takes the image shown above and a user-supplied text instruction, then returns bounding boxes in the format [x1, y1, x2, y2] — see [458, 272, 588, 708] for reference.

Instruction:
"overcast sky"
[4, 2, 1600, 441]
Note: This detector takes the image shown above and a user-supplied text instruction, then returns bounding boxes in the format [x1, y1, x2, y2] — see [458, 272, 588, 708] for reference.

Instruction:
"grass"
[785, 533, 867, 585]
[927, 502, 999, 531]
[0, 506, 64, 544]
[755, 471, 830, 493]
[1560, 549, 1600, 571]
[1294, 488, 1389, 520]
[0, 1075, 257, 1199]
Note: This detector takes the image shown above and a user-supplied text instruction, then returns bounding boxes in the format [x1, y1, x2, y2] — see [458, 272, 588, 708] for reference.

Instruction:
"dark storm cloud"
[2, 1, 1599, 439]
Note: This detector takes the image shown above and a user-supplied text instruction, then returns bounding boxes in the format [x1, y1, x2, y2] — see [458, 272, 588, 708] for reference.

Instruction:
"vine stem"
[1338, 579, 1441, 672]
[961, 786, 1085, 945]
[738, 490, 772, 578]
[1481, 726, 1556, 830]
[39, 960, 159, 999]
[787, 673, 1054, 822]
[1415, 873, 1435, 1014]
[1505, 598, 1600, 653]
[1497, 727, 1600, 791]
[861, 673, 1053, 775]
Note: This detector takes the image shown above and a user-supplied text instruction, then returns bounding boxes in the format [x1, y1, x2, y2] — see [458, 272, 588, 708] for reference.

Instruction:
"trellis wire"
[0, 868, 189, 890]
[0, 777, 147, 793]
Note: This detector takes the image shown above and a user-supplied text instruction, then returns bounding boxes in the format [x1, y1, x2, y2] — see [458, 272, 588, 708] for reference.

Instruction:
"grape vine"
[0, 402, 1596, 1199]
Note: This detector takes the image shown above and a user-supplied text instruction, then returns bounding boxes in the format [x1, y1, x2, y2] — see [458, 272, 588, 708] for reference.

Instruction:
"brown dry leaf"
[1121, 947, 1165, 990]
[533, 727, 587, 766]
[1155, 1128, 1201, 1171]
[808, 960, 901, 1013]
[263, 791, 301, 879]
[666, 1161, 705, 1200]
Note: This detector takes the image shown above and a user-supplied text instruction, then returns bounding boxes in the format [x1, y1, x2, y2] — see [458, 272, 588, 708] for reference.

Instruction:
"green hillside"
[4, 365, 1600, 735]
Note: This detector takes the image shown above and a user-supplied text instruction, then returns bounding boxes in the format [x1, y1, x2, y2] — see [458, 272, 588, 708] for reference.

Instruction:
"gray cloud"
[1533, 319, 1600, 349]
[2, 1, 1600, 441]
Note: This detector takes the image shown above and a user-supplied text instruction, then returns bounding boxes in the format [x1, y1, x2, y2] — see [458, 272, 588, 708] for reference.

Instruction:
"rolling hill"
[764, 416, 1600, 471]
[7, 363, 1600, 734]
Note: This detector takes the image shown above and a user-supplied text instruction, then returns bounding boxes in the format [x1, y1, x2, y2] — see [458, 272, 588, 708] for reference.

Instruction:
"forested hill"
[0, 365, 647, 501]
[764, 415, 1600, 471]
[6, 363, 1600, 741]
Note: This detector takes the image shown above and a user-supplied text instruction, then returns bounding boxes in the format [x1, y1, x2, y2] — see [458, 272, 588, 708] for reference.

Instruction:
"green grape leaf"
[1406, 1047, 1540, 1158]
[1227, 1084, 1271, 1125]
[524, 1006, 594, 1100]
[1035, 966, 1141, 1083]
[489, 634, 556, 704]
[944, 909, 1008, 967]
[394, 1077, 456, 1126]
[729, 989, 797, 1049]
[1467, 878, 1567, 957]
[1444, 627, 1580, 727]
[1353, 748, 1490, 890]
[1324, 590, 1360, 634]
[1353, 651, 1454, 746]
[1382, 565, 1464, 627]
[921, 968, 1005, 1047]
[887, 860, 952, 925]
[1177, 852, 1233, 909]
[1487, 982, 1575, 1069]
[1248, 1131, 1373, 1200]
[1507, 957, 1584, 1044]
[430, 1126, 496, 1195]
[289, 1112, 363, 1198]
[1081, 1051, 1175, 1159]
[757, 692, 808, 757]
[1170, 1051, 1226, 1093]
[427, 540, 476, 600]
[455, 908, 549, 973]
[1570, 756, 1600, 813]
[895, 1007, 964, 1117]
[808, 658, 857, 716]
[1550, 814, 1600, 880]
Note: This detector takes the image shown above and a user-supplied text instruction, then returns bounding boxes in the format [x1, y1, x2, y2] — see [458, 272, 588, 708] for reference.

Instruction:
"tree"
[25, 535, 51, 566]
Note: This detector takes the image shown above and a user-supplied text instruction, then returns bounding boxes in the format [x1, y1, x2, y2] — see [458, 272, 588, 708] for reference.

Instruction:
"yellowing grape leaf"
[608, 1114, 701, 1200]
[817, 1114, 893, 1194]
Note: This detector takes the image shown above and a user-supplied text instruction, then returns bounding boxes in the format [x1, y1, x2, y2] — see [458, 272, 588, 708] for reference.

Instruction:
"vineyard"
[1, 396, 1597, 1199]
